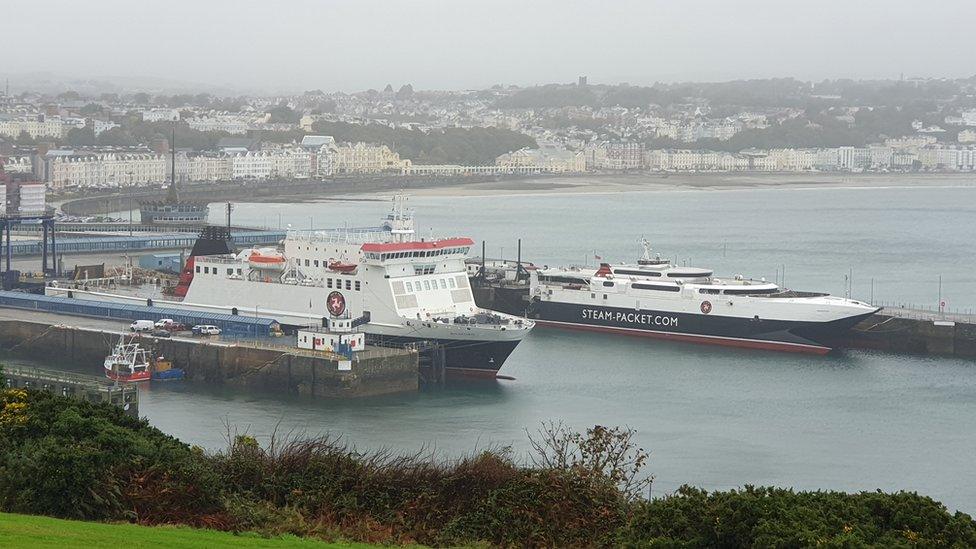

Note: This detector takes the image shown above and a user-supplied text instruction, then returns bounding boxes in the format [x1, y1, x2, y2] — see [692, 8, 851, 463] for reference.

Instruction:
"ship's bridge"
[362, 237, 474, 265]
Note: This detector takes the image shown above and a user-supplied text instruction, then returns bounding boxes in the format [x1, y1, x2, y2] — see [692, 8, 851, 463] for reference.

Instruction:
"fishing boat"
[104, 335, 151, 382]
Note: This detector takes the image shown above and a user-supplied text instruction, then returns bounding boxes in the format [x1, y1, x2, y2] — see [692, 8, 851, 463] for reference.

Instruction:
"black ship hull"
[367, 335, 521, 378]
[528, 300, 878, 354]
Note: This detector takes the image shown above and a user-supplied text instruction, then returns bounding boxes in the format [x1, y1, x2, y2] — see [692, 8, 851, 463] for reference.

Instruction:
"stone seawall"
[60, 174, 552, 217]
[0, 321, 418, 398]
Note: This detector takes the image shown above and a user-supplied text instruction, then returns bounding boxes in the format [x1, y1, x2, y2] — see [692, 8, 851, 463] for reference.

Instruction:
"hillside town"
[4, 76, 976, 190]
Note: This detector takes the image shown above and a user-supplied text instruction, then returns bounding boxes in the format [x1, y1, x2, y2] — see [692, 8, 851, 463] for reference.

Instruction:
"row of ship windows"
[198, 265, 242, 276]
[327, 278, 361, 291]
[194, 264, 363, 292]
[405, 277, 456, 293]
[612, 269, 712, 278]
[366, 247, 470, 261]
[598, 280, 777, 295]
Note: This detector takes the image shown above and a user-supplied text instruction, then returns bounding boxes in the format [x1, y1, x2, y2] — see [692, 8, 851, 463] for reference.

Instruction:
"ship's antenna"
[639, 236, 652, 261]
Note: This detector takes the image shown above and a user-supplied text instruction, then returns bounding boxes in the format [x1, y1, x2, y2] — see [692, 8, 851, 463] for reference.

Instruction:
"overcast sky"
[2, 0, 975, 93]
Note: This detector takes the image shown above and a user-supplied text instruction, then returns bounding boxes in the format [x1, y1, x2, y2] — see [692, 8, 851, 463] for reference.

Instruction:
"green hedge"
[2, 388, 974, 547]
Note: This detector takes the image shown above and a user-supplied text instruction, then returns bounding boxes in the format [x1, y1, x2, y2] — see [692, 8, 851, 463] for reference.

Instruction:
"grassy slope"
[0, 513, 379, 549]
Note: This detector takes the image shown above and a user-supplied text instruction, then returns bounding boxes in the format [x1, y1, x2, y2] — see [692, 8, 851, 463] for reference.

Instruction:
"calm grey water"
[53, 183, 976, 512]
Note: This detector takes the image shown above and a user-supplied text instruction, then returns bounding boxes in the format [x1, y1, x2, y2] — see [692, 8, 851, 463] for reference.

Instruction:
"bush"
[617, 485, 976, 548]
[2, 387, 974, 547]
[0, 389, 223, 525]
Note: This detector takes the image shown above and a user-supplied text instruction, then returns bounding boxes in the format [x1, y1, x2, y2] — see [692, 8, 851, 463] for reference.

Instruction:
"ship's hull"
[367, 335, 521, 378]
[528, 300, 878, 354]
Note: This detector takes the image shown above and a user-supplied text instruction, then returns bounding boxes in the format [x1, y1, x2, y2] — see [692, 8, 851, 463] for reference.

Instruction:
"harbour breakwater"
[0, 320, 418, 398]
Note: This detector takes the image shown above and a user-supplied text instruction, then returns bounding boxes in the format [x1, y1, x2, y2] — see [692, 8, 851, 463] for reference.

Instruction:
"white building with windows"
[0, 115, 65, 139]
[176, 152, 233, 182]
[141, 109, 180, 122]
[271, 148, 313, 179]
[1, 156, 32, 173]
[231, 151, 273, 180]
[186, 114, 253, 134]
[495, 147, 585, 173]
[44, 152, 165, 189]
[333, 143, 404, 174]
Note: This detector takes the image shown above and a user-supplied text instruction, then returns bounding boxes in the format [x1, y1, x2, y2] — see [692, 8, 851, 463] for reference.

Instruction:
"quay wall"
[0, 321, 418, 398]
[842, 315, 976, 358]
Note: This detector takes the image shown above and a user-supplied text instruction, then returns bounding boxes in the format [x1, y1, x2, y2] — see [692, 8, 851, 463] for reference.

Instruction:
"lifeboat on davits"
[328, 260, 357, 273]
[248, 248, 287, 271]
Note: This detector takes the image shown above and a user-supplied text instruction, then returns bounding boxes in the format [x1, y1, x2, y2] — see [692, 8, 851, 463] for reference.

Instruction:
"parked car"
[156, 319, 186, 332]
[192, 325, 221, 336]
[130, 320, 155, 332]
[151, 329, 172, 338]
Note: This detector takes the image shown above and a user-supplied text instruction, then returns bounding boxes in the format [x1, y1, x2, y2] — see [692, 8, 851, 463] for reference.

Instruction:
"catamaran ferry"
[527, 240, 879, 354]
[48, 197, 533, 378]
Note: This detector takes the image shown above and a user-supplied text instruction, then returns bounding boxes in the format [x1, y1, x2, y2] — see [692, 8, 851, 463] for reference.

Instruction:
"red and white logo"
[327, 291, 346, 316]
[700, 300, 712, 314]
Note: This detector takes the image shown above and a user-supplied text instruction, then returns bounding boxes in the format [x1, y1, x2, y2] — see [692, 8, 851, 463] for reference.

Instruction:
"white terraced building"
[0, 115, 65, 139]
[45, 152, 166, 189]
[176, 152, 233, 182]
[1, 156, 32, 174]
[231, 151, 274, 179]
[333, 143, 405, 174]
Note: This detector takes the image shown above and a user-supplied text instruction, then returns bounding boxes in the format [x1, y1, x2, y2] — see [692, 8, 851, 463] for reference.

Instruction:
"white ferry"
[49, 197, 533, 378]
[527, 240, 879, 354]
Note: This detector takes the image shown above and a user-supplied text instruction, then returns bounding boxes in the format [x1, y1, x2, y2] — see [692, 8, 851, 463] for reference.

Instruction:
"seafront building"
[332, 142, 405, 174]
[0, 114, 67, 140]
[43, 151, 166, 188]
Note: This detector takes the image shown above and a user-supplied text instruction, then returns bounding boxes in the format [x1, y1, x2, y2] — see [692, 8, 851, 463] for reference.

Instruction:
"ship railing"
[407, 314, 530, 330]
[871, 300, 976, 324]
[287, 227, 391, 245]
[1, 365, 133, 391]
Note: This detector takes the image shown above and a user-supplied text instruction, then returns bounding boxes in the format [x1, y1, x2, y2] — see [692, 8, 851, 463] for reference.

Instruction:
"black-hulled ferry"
[527, 240, 879, 354]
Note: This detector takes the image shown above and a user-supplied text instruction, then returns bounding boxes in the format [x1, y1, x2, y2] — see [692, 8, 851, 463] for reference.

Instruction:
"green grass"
[0, 513, 379, 549]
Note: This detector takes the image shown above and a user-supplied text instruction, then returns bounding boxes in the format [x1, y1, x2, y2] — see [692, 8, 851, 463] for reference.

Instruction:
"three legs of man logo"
[700, 300, 712, 314]
[327, 291, 346, 316]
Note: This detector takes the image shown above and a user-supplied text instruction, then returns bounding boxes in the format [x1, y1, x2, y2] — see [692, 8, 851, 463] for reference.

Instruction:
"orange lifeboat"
[328, 260, 357, 273]
[249, 249, 286, 271]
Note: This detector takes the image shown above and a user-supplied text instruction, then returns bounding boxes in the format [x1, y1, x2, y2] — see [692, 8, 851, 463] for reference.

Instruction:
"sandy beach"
[341, 172, 976, 200]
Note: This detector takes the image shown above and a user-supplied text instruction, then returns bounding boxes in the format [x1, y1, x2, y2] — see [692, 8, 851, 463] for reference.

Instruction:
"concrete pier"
[1, 364, 139, 417]
[0, 320, 419, 398]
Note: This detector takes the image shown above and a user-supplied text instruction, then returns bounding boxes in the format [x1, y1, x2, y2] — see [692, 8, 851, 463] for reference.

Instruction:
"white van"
[155, 318, 175, 328]
[130, 320, 155, 332]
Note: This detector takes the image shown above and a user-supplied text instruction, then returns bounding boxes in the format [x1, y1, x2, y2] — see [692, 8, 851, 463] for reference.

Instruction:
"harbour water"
[25, 182, 976, 512]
